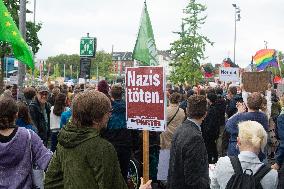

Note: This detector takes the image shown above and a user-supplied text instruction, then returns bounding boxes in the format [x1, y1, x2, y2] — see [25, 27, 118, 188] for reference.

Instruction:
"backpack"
[225, 156, 271, 189]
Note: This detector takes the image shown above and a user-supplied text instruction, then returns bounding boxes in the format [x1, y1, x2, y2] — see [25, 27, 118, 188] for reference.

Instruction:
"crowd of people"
[0, 80, 284, 189]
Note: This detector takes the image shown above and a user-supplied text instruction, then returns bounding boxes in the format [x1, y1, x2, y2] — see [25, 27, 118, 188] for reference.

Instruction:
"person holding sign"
[167, 95, 209, 189]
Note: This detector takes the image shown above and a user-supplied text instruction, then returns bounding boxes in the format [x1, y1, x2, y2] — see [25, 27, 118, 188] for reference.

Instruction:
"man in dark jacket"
[101, 84, 132, 183]
[201, 92, 219, 164]
[29, 86, 51, 146]
[167, 95, 209, 189]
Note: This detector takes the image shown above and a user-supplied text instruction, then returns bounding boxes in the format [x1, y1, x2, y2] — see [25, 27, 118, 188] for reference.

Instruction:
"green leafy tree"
[170, 0, 213, 85]
[203, 63, 214, 73]
[91, 51, 113, 80]
[46, 54, 80, 78]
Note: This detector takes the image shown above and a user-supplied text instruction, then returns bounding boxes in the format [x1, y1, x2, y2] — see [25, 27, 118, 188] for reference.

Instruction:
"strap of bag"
[254, 164, 271, 184]
[229, 156, 243, 174]
[168, 108, 179, 125]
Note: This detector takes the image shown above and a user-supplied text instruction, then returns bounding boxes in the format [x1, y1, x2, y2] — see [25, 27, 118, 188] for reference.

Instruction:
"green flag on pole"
[133, 1, 158, 66]
[0, 0, 34, 69]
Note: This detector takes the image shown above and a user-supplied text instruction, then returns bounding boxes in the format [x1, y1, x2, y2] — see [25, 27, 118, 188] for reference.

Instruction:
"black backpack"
[225, 156, 271, 189]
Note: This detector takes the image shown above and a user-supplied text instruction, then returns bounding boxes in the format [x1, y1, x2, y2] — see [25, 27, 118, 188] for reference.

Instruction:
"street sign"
[126, 66, 166, 131]
[80, 37, 97, 57]
[79, 58, 91, 79]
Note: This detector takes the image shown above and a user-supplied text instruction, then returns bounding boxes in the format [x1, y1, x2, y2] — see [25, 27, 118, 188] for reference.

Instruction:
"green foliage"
[46, 51, 113, 79]
[91, 51, 112, 79]
[203, 63, 214, 73]
[170, 0, 213, 85]
[26, 22, 42, 54]
[46, 54, 80, 78]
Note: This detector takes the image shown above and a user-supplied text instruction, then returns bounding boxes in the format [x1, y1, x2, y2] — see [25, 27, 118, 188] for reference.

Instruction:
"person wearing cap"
[29, 85, 51, 146]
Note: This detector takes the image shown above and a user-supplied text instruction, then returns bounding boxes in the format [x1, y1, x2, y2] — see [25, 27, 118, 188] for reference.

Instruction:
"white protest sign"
[9, 76, 18, 84]
[219, 67, 240, 82]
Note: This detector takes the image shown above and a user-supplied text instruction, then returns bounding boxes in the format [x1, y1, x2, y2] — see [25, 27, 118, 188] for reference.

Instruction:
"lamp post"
[232, 4, 241, 65]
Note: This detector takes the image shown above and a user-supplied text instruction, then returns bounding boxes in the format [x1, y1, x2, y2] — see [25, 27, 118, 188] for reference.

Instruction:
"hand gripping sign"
[126, 66, 166, 132]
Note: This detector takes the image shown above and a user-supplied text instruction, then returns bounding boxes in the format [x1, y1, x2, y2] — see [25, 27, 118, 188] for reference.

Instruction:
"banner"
[126, 66, 166, 131]
[242, 71, 271, 93]
[219, 67, 240, 82]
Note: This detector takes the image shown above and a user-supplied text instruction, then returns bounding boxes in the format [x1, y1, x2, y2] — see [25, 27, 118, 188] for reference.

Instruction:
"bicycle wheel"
[127, 159, 140, 189]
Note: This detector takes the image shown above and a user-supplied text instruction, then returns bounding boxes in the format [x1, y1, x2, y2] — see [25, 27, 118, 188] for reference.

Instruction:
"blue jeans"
[50, 130, 60, 152]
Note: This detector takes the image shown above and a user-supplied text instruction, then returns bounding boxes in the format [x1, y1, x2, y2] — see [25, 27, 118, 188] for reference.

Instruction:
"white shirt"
[50, 106, 67, 130]
[210, 151, 278, 189]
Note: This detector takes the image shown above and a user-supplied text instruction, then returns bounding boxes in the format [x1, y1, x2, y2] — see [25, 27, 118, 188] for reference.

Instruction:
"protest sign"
[219, 67, 240, 82]
[242, 71, 271, 93]
[126, 66, 166, 131]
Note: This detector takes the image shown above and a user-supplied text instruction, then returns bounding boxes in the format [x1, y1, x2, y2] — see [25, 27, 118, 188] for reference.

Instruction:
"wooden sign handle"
[143, 130, 149, 183]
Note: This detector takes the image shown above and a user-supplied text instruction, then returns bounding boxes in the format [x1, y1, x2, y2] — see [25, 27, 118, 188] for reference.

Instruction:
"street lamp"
[232, 4, 241, 65]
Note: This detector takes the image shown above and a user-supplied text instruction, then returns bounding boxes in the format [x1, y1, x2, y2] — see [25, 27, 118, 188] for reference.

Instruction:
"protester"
[0, 97, 52, 188]
[211, 121, 278, 189]
[225, 92, 269, 161]
[226, 86, 239, 118]
[101, 84, 132, 183]
[167, 95, 209, 189]
[201, 92, 219, 163]
[1, 89, 12, 98]
[47, 86, 60, 106]
[157, 92, 185, 184]
[270, 96, 284, 188]
[50, 93, 69, 152]
[16, 101, 38, 133]
[23, 87, 36, 105]
[44, 90, 152, 189]
[29, 86, 51, 146]
[98, 80, 111, 99]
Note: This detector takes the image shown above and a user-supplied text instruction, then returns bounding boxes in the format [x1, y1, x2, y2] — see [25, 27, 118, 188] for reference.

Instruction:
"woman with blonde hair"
[211, 121, 278, 189]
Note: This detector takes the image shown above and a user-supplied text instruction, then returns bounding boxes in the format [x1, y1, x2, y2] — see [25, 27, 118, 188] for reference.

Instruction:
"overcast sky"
[26, 0, 284, 68]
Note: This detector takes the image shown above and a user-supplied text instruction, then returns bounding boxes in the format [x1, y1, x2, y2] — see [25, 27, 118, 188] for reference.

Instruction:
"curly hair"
[72, 90, 111, 128]
[187, 95, 207, 119]
[0, 97, 18, 129]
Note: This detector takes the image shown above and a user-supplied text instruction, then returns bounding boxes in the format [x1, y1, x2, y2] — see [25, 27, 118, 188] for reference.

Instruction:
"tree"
[91, 51, 113, 80]
[45, 51, 113, 80]
[203, 63, 214, 73]
[169, 0, 213, 85]
[46, 54, 80, 78]
[0, 0, 42, 93]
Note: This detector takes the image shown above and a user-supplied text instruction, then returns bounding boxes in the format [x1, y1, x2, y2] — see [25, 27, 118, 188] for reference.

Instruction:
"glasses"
[39, 92, 48, 97]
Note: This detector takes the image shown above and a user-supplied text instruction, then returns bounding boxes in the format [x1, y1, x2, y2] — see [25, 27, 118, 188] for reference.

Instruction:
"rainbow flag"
[253, 49, 278, 71]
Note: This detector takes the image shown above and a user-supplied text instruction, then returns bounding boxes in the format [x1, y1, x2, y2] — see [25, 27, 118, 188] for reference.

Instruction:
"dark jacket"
[101, 99, 131, 147]
[44, 122, 128, 189]
[226, 95, 239, 118]
[276, 112, 284, 166]
[201, 104, 219, 142]
[29, 97, 51, 145]
[167, 119, 209, 189]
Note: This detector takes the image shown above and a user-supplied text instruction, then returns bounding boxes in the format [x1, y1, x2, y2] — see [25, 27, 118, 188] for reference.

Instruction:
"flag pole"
[278, 51, 282, 79]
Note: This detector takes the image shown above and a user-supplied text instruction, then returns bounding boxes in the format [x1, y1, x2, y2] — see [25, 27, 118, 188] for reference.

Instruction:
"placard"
[242, 72, 271, 93]
[219, 67, 240, 82]
[126, 67, 166, 131]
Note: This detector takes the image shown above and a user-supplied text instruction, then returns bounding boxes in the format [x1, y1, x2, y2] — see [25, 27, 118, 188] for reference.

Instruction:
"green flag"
[133, 2, 158, 66]
[0, 1, 34, 69]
